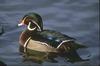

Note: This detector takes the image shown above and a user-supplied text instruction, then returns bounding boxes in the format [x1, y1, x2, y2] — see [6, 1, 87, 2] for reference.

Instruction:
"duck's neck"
[19, 29, 38, 46]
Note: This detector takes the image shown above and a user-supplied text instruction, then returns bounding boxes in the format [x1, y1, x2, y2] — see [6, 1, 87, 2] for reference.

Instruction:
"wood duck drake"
[18, 12, 87, 63]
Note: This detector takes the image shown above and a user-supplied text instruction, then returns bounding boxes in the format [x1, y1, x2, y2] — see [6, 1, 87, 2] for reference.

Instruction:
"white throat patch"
[27, 22, 37, 31]
[32, 20, 42, 31]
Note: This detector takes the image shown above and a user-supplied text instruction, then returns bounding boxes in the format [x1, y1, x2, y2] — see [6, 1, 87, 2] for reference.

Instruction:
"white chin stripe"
[57, 40, 72, 48]
[32, 20, 42, 31]
[27, 22, 37, 31]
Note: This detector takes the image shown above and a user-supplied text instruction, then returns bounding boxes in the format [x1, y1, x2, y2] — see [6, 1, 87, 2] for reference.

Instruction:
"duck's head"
[18, 13, 43, 31]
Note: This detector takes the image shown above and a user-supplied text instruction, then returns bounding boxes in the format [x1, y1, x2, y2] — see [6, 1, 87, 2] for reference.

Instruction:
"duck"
[18, 12, 87, 63]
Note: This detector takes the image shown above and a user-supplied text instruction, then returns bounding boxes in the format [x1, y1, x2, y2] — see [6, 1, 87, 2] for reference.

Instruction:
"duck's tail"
[58, 41, 88, 63]
[71, 41, 87, 50]
[64, 50, 88, 63]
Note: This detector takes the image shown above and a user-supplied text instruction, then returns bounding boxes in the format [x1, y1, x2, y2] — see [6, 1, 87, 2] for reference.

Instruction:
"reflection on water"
[0, 0, 99, 66]
[22, 51, 58, 64]
[21, 46, 88, 64]
[18, 45, 90, 66]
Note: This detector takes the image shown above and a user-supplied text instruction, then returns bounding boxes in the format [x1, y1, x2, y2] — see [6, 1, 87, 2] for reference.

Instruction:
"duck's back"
[35, 30, 75, 48]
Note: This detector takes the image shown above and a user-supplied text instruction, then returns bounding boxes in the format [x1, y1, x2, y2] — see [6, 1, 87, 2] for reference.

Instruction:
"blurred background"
[0, 0, 99, 66]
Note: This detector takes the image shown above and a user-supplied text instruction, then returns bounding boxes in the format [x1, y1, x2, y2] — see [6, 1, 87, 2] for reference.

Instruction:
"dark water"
[0, 0, 99, 66]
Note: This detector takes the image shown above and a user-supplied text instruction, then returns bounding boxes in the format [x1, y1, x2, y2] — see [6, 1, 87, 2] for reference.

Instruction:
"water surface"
[0, 0, 99, 66]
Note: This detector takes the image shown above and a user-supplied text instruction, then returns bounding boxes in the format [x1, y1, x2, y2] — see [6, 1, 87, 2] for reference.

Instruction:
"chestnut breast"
[19, 29, 32, 46]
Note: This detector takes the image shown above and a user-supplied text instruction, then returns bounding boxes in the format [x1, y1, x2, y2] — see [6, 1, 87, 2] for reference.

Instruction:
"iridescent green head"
[18, 12, 43, 31]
